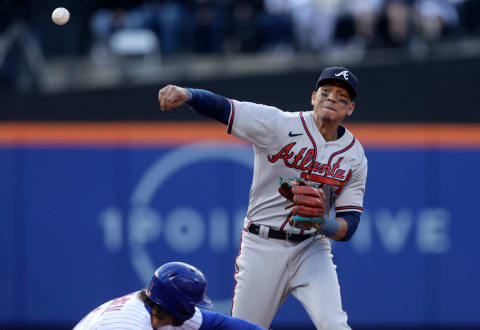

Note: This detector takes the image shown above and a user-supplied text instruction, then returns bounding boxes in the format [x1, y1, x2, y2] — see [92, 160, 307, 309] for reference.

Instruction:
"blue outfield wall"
[0, 142, 479, 328]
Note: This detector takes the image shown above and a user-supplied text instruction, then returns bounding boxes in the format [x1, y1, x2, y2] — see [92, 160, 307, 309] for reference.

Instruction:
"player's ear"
[347, 101, 355, 116]
[311, 91, 317, 106]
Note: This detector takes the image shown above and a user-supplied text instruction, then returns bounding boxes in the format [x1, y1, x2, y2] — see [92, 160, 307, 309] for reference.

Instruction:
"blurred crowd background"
[2, 0, 480, 93]
[1, 2, 480, 330]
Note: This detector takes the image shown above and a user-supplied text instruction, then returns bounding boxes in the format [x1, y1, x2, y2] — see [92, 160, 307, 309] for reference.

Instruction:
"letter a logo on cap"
[334, 70, 349, 80]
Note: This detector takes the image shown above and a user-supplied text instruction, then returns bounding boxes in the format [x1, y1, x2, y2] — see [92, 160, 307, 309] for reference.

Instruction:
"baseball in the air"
[51, 7, 70, 25]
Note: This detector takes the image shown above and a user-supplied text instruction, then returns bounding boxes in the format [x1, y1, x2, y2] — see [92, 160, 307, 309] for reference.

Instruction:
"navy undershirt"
[186, 88, 231, 125]
[336, 211, 360, 241]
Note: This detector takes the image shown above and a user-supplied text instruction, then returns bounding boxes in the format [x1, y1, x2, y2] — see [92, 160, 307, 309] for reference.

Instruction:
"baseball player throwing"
[74, 262, 265, 329]
[158, 67, 367, 329]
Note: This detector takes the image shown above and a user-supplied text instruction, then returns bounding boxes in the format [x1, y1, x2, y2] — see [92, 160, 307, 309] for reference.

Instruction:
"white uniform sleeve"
[334, 152, 367, 213]
[74, 292, 153, 330]
[228, 100, 281, 149]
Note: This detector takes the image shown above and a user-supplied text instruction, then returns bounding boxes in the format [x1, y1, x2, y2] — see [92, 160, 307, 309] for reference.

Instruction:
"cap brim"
[316, 78, 356, 99]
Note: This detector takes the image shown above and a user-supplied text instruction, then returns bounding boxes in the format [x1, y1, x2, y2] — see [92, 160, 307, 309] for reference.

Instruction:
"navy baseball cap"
[315, 67, 358, 99]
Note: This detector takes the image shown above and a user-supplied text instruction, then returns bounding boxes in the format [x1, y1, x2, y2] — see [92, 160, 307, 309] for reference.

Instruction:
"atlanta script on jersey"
[74, 291, 202, 330]
[227, 100, 367, 234]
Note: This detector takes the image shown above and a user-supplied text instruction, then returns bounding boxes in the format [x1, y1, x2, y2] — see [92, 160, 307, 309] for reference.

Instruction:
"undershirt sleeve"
[186, 88, 231, 125]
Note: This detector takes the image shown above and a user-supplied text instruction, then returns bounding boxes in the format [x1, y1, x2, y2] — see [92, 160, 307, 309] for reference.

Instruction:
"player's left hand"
[278, 177, 326, 230]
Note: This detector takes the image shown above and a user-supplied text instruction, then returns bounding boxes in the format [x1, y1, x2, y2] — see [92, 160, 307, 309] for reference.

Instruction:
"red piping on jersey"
[335, 206, 363, 212]
[299, 112, 317, 180]
[280, 210, 294, 232]
[279, 113, 318, 233]
[227, 99, 235, 135]
[231, 230, 244, 316]
[327, 137, 356, 165]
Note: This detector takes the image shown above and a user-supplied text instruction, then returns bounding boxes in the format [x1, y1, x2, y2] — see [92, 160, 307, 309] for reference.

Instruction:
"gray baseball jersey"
[228, 100, 367, 233]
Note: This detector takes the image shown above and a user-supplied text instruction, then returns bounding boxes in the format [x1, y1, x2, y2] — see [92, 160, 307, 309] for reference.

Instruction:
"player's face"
[311, 83, 355, 123]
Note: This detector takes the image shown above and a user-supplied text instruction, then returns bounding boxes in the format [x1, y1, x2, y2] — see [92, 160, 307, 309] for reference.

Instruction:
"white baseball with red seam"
[51, 7, 70, 25]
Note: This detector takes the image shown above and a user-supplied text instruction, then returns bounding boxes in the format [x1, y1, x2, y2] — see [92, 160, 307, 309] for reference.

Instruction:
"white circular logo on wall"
[127, 142, 253, 312]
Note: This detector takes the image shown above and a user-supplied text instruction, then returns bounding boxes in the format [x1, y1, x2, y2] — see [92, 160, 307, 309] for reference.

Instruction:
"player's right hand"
[158, 85, 189, 111]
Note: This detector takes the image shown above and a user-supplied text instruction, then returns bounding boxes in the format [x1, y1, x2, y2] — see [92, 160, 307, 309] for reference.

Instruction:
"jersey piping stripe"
[336, 206, 363, 212]
[299, 112, 317, 179]
[279, 210, 294, 232]
[227, 99, 235, 135]
[278, 112, 318, 232]
[231, 231, 244, 316]
[327, 137, 356, 165]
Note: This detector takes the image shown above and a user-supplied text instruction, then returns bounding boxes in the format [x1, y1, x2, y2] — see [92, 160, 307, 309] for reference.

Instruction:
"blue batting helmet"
[146, 262, 213, 321]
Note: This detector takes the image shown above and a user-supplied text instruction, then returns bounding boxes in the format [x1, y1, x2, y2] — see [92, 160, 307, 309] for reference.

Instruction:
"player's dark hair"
[138, 290, 184, 327]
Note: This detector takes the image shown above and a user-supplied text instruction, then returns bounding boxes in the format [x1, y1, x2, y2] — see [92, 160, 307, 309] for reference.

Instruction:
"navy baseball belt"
[247, 223, 315, 242]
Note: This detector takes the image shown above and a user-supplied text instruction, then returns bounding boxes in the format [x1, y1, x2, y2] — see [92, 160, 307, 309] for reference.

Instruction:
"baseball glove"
[278, 177, 326, 230]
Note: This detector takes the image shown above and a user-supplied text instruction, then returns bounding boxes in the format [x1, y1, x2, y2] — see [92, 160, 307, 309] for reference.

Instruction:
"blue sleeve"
[199, 309, 265, 330]
[186, 88, 232, 125]
[336, 211, 361, 241]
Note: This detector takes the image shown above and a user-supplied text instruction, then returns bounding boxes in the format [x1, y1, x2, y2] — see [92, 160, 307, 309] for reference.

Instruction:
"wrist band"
[186, 88, 193, 101]
[320, 217, 340, 237]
